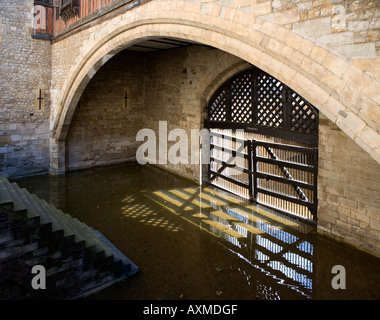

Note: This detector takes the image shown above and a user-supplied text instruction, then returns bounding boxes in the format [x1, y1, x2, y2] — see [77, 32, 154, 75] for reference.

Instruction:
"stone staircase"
[0, 177, 138, 300]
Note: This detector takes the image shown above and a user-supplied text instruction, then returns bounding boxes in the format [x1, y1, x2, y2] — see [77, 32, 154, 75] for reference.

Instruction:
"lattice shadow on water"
[120, 194, 183, 233]
[143, 185, 315, 299]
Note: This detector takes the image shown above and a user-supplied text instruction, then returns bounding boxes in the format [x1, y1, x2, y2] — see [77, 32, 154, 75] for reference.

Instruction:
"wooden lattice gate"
[205, 67, 319, 223]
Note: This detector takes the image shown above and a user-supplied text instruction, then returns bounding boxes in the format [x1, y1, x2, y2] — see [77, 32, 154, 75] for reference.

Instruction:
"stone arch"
[50, 0, 380, 173]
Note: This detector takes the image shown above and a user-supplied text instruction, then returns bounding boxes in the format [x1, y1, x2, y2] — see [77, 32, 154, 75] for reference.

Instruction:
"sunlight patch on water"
[121, 196, 182, 232]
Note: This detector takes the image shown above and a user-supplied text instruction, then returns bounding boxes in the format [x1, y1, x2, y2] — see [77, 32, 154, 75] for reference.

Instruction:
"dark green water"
[12, 164, 380, 300]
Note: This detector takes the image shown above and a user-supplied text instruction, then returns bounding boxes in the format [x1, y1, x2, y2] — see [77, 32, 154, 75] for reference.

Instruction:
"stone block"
[336, 111, 367, 140]
[310, 46, 328, 64]
[352, 57, 380, 80]
[361, 77, 380, 106]
[370, 219, 380, 232]
[339, 198, 358, 211]
[336, 219, 352, 232]
[250, 2, 272, 16]
[334, 42, 377, 60]
[356, 212, 370, 224]
[370, 147, 380, 165]
[324, 53, 350, 78]
[358, 97, 380, 132]
[321, 70, 345, 96]
[292, 17, 332, 38]
[354, 126, 380, 155]
[273, 9, 300, 25]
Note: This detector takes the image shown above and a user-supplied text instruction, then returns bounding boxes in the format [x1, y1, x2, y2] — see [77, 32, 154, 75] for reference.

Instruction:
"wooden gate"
[205, 67, 319, 223]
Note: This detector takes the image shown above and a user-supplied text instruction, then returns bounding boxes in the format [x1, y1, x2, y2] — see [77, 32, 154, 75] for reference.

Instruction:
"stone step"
[13, 184, 59, 236]
[40, 202, 119, 267]
[17, 191, 52, 232]
[36, 197, 76, 239]
[39, 199, 86, 248]
[46, 206, 132, 273]
[10, 184, 40, 219]
[9, 184, 42, 230]
[0, 177, 138, 297]
[34, 197, 107, 262]
[72, 218, 115, 257]
[15, 187, 67, 249]
[56, 211, 121, 269]
[61, 214, 102, 256]
[0, 179, 27, 217]
[0, 179, 13, 209]
[92, 228, 138, 277]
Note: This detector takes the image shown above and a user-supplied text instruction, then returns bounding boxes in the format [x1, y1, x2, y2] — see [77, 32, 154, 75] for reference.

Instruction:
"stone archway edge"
[51, 0, 380, 166]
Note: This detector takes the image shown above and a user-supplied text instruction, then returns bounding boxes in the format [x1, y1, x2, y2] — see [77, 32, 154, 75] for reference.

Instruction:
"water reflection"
[145, 185, 315, 298]
[11, 164, 380, 300]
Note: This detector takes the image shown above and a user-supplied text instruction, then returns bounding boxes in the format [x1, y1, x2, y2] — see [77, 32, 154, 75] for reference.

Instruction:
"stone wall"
[50, 27, 92, 131]
[66, 45, 247, 177]
[50, 0, 380, 174]
[66, 50, 144, 170]
[318, 113, 380, 255]
[0, 0, 379, 256]
[189, 0, 380, 78]
[143, 45, 246, 181]
[0, 0, 51, 178]
[262, 0, 380, 59]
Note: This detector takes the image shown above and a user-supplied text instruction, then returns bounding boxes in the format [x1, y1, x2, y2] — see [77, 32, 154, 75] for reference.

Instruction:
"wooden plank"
[210, 157, 250, 174]
[209, 170, 249, 189]
[210, 130, 247, 143]
[205, 120, 319, 146]
[211, 144, 249, 159]
[255, 171, 315, 190]
[257, 187, 314, 208]
[256, 156, 315, 173]
[254, 140, 317, 154]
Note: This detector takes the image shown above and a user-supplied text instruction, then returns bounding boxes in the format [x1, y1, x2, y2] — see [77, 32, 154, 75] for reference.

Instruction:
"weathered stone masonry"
[318, 114, 380, 254]
[0, 0, 51, 178]
[0, 0, 379, 256]
[67, 50, 145, 170]
[67, 44, 247, 178]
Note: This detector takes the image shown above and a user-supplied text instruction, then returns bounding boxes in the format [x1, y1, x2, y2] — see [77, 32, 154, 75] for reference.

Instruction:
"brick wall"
[318, 113, 380, 255]
[0, 0, 51, 178]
